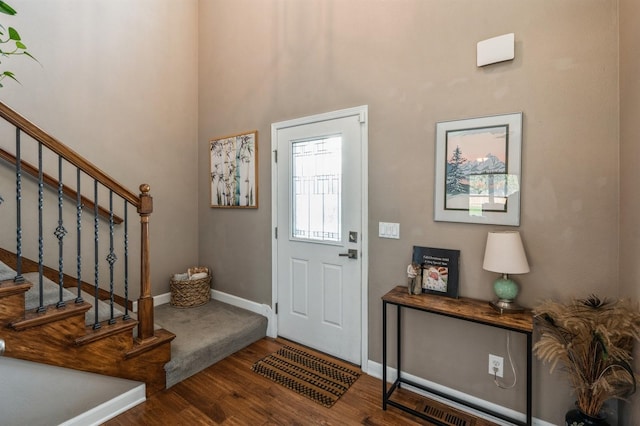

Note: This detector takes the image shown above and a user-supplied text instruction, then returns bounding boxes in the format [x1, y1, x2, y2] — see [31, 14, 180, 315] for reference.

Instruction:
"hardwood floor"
[105, 338, 496, 425]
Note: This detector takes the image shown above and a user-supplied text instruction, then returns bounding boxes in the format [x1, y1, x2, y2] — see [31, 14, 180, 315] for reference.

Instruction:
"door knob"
[338, 249, 358, 259]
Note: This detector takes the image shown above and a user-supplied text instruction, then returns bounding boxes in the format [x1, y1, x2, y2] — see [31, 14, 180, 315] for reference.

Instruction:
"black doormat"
[251, 345, 361, 408]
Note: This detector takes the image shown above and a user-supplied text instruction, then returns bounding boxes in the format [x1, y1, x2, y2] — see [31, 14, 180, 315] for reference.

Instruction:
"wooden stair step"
[74, 318, 138, 346]
[0, 279, 33, 297]
[1, 254, 175, 396]
[10, 301, 92, 331]
[125, 329, 176, 359]
[0, 279, 34, 321]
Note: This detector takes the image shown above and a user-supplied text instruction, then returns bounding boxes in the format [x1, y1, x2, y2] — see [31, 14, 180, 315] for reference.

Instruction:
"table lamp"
[482, 231, 530, 313]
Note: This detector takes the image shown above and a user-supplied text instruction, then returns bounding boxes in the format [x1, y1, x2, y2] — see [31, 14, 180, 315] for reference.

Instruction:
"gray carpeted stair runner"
[1, 260, 268, 388]
[155, 300, 267, 388]
[0, 261, 122, 324]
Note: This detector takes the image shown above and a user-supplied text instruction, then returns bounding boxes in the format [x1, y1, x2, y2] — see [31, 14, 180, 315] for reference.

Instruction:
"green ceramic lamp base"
[490, 275, 524, 314]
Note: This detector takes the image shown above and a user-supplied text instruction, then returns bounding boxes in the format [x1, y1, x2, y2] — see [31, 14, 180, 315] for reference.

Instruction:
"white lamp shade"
[482, 231, 530, 274]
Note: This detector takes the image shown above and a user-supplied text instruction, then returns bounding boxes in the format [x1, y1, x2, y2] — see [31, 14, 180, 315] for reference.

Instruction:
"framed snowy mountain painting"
[434, 112, 522, 226]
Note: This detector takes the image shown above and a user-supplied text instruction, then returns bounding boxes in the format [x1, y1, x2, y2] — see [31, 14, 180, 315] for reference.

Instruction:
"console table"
[382, 286, 534, 426]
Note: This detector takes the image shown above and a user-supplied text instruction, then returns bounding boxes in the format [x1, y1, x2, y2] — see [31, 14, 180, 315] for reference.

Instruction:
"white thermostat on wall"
[477, 33, 515, 67]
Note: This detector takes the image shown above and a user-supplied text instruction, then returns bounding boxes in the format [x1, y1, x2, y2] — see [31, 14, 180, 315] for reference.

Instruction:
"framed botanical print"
[210, 131, 258, 208]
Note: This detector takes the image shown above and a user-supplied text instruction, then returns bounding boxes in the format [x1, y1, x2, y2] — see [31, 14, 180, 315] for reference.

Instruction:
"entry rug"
[251, 345, 361, 408]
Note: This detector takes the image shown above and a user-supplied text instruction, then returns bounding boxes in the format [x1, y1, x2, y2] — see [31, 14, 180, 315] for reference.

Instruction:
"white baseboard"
[154, 293, 171, 306]
[131, 293, 170, 312]
[63, 384, 146, 426]
[367, 360, 554, 426]
[139, 292, 553, 424]
[137, 290, 276, 338]
[210, 289, 276, 338]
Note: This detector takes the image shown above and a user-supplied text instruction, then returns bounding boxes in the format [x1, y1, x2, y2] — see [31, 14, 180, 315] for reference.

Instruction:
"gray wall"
[0, 1, 633, 425]
[198, 1, 621, 424]
[619, 0, 640, 423]
[0, 0, 200, 298]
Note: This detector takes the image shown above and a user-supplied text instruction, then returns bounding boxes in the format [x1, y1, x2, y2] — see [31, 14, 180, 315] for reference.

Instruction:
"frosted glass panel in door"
[291, 137, 342, 242]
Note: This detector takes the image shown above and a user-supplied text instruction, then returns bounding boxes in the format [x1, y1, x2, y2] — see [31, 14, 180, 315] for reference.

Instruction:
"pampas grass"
[533, 295, 640, 417]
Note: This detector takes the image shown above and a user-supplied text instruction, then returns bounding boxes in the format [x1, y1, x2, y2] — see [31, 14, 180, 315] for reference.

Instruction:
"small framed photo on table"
[412, 246, 460, 298]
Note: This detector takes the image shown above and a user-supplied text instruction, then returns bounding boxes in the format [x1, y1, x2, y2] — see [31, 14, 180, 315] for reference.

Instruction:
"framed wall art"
[210, 130, 258, 208]
[434, 112, 522, 226]
[412, 245, 460, 298]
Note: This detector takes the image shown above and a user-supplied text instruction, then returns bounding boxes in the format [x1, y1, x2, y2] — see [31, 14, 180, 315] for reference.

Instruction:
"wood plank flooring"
[105, 338, 497, 425]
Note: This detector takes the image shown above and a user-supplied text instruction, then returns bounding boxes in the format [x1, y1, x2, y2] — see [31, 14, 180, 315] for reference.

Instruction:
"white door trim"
[271, 105, 368, 372]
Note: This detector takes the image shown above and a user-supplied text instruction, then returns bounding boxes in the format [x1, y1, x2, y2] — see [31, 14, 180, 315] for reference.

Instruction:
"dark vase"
[565, 408, 610, 426]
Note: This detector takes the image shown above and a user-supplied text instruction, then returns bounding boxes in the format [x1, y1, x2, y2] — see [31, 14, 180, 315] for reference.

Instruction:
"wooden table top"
[382, 285, 534, 333]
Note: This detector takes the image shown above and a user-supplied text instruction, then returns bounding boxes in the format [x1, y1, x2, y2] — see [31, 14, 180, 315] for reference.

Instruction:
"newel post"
[137, 184, 154, 340]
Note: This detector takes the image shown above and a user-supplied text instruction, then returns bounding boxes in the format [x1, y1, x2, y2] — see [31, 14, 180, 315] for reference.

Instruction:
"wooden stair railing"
[0, 247, 133, 311]
[0, 101, 174, 396]
[0, 101, 154, 341]
[0, 148, 123, 224]
[0, 102, 139, 205]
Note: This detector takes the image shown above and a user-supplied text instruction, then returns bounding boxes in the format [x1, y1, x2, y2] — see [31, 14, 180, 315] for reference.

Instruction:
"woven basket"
[170, 267, 212, 308]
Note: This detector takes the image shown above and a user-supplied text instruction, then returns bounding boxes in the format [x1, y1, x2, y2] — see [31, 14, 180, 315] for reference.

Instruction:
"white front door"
[272, 107, 367, 365]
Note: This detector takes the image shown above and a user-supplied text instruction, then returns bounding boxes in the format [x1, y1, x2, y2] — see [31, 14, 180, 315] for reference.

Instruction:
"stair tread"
[0, 260, 16, 281]
[125, 328, 176, 359]
[11, 301, 92, 330]
[75, 317, 138, 346]
[0, 279, 33, 297]
[23, 271, 77, 310]
[157, 300, 267, 388]
[0, 260, 126, 325]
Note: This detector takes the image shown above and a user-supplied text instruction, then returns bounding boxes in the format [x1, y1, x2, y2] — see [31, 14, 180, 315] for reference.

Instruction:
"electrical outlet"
[489, 354, 504, 378]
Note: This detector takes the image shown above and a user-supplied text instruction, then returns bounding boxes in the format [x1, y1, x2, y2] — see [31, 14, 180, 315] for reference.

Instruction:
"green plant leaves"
[23, 51, 37, 61]
[0, 1, 16, 16]
[0, 2, 38, 87]
[7, 26, 19, 41]
[1, 70, 19, 83]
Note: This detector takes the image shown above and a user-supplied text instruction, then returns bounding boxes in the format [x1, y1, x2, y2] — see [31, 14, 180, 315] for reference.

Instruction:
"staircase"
[0, 101, 175, 396]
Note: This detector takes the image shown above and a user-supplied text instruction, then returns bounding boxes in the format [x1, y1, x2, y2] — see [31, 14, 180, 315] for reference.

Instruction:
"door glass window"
[291, 136, 342, 242]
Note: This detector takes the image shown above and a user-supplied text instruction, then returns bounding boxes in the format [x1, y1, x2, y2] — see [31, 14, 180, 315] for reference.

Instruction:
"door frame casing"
[271, 105, 369, 372]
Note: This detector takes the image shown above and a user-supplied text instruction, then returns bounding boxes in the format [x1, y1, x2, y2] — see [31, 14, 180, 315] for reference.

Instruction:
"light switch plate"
[379, 222, 400, 239]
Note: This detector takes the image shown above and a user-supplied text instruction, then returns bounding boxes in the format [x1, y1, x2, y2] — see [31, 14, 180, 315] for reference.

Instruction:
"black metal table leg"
[397, 304, 401, 388]
[382, 300, 387, 410]
[527, 331, 533, 426]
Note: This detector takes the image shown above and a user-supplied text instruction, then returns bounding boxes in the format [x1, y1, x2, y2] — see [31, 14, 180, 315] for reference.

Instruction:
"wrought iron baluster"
[14, 128, 24, 283]
[93, 179, 100, 330]
[106, 190, 117, 325]
[75, 168, 83, 303]
[123, 201, 130, 320]
[55, 156, 67, 308]
[36, 143, 44, 313]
